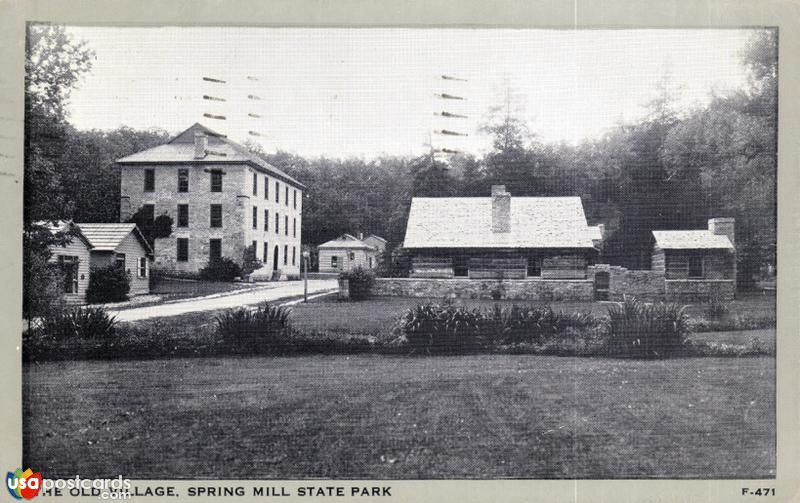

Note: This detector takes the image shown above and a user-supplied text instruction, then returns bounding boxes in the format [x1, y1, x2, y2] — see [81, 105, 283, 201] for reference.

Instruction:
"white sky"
[63, 27, 757, 158]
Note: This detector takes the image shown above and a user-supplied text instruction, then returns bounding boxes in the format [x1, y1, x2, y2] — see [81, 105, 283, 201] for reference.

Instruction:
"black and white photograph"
[20, 22, 777, 484]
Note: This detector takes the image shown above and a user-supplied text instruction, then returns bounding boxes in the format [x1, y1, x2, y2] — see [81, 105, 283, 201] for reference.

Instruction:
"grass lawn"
[288, 293, 775, 337]
[23, 355, 774, 479]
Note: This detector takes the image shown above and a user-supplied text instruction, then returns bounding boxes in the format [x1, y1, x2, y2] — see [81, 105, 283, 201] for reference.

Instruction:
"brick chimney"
[491, 185, 511, 233]
[194, 132, 207, 159]
[708, 217, 735, 247]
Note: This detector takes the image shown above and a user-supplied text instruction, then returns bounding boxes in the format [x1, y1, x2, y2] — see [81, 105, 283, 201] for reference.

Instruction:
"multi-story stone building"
[117, 123, 305, 278]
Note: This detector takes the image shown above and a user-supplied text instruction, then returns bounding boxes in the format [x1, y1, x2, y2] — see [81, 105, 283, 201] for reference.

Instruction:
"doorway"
[273, 245, 279, 271]
[594, 271, 610, 301]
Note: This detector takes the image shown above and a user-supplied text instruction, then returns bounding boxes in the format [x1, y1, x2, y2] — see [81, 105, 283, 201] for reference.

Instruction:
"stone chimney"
[358, 232, 364, 240]
[491, 185, 511, 233]
[708, 217, 735, 247]
[119, 196, 132, 222]
[194, 132, 207, 159]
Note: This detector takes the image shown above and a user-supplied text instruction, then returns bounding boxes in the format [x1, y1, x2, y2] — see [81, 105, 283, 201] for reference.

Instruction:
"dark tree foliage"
[24, 25, 94, 223]
[126, 207, 172, 246]
[60, 127, 170, 222]
[26, 29, 776, 293]
[23, 222, 69, 321]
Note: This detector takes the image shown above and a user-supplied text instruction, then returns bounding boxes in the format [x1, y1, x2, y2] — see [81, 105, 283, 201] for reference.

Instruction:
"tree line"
[25, 26, 776, 293]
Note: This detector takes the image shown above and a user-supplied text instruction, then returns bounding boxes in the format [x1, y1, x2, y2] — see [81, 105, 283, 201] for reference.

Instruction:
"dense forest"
[25, 26, 776, 288]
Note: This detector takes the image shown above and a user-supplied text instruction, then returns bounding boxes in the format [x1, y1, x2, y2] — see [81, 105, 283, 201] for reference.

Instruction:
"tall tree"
[59, 127, 169, 222]
[660, 30, 777, 286]
[24, 24, 93, 223]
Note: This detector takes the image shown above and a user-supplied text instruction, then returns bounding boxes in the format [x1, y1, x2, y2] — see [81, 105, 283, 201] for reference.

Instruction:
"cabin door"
[594, 271, 610, 301]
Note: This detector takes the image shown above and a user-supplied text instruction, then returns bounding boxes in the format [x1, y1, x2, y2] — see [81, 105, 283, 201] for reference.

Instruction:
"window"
[264, 209, 269, 231]
[292, 246, 296, 266]
[251, 240, 258, 260]
[209, 239, 222, 262]
[210, 204, 222, 228]
[275, 181, 279, 203]
[252, 206, 258, 229]
[142, 204, 155, 227]
[144, 169, 155, 191]
[527, 257, 542, 277]
[263, 242, 268, 262]
[348, 251, 355, 261]
[331, 256, 338, 268]
[275, 213, 279, 234]
[58, 256, 79, 294]
[293, 218, 296, 237]
[369, 256, 373, 269]
[284, 245, 288, 265]
[285, 186, 289, 206]
[178, 169, 189, 192]
[138, 257, 148, 278]
[177, 238, 189, 262]
[252, 172, 258, 196]
[293, 189, 297, 209]
[264, 176, 269, 199]
[177, 204, 189, 227]
[284, 215, 288, 236]
[688, 255, 703, 278]
[115, 253, 126, 270]
[210, 171, 223, 192]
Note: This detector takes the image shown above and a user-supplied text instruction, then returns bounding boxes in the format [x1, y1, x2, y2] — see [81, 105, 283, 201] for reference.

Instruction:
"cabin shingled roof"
[403, 196, 596, 249]
[318, 234, 377, 250]
[76, 223, 153, 254]
[652, 230, 734, 250]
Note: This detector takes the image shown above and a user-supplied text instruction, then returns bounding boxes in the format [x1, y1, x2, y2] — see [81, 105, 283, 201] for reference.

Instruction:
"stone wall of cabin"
[665, 279, 736, 302]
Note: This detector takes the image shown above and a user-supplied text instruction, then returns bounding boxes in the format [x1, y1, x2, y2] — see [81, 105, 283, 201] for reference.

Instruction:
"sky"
[63, 26, 758, 159]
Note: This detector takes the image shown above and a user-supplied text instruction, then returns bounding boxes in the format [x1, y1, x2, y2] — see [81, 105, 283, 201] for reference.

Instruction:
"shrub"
[199, 257, 242, 282]
[339, 266, 375, 300]
[484, 304, 597, 344]
[397, 302, 489, 354]
[215, 303, 292, 354]
[241, 244, 262, 277]
[703, 297, 730, 319]
[604, 296, 691, 358]
[86, 264, 130, 304]
[40, 307, 118, 340]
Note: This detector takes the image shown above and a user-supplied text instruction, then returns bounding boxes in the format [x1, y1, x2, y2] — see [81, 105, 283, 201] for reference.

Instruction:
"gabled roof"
[363, 234, 388, 244]
[116, 123, 305, 189]
[403, 197, 596, 249]
[588, 226, 603, 241]
[35, 220, 94, 249]
[318, 233, 376, 250]
[76, 223, 154, 255]
[652, 230, 734, 250]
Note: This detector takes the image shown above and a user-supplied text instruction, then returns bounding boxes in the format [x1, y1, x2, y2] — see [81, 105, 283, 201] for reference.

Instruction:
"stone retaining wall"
[372, 278, 593, 301]
[587, 265, 665, 301]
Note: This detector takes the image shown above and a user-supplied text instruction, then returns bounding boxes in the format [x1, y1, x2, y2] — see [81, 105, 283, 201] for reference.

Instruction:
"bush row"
[23, 297, 773, 362]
